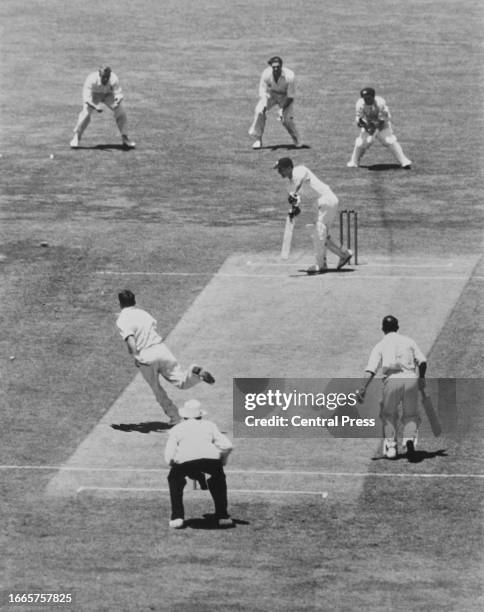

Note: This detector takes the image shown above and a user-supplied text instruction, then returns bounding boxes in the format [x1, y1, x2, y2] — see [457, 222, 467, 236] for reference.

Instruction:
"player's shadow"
[76, 144, 133, 151]
[365, 163, 404, 171]
[371, 449, 448, 463]
[183, 514, 249, 530]
[293, 267, 355, 277]
[265, 143, 311, 150]
[111, 421, 172, 433]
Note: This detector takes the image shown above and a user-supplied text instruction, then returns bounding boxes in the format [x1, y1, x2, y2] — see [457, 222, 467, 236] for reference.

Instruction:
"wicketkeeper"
[355, 315, 427, 459]
[71, 66, 135, 149]
[347, 87, 412, 168]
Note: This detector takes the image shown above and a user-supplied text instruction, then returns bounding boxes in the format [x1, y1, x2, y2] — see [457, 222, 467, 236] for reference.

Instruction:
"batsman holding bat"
[70, 66, 136, 149]
[347, 87, 412, 168]
[355, 315, 427, 459]
[275, 157, 353, 274]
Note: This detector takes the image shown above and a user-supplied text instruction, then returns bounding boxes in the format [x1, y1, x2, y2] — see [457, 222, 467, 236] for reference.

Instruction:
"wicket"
[339, 209, 358, 265]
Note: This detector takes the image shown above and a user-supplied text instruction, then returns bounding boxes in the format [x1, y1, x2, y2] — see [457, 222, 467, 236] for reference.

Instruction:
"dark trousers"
[168, 458, 229, 520]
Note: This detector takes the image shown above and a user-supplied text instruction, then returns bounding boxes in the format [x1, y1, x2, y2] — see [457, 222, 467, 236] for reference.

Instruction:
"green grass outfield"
[1, 0, 483, 610]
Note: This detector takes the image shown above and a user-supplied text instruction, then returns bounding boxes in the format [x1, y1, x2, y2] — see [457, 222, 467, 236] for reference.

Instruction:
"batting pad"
[45, 253, 478, 498]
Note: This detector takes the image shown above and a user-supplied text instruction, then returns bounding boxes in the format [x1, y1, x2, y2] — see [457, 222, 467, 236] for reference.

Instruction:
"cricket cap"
[382, 315, 399, 333]
[268, 56, 283, 67]
[179, 399, 207, 419]
[273, 157, 293, 169]
[360, 87, 375, 98]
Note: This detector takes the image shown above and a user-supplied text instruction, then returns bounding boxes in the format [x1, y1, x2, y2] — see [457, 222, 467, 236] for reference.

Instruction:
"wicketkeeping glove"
[358, 118, 378, 134]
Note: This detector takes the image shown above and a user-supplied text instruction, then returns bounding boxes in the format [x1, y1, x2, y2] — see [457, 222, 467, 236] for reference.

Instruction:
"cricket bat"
[420, 388, 442, 437]
[280, 215, 294, 259]
[280, 180, 304, 260]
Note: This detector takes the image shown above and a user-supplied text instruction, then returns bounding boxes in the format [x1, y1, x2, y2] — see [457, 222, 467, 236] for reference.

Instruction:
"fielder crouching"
[70, 66, 135, 149]
[347, 87, 411, 169]
[164, 400, 234, 529]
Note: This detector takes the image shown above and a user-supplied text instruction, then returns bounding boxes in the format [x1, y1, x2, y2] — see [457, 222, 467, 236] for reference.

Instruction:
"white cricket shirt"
[116, 306, 163, 352]
[365, 332, 427, 378]
[164, 418, 233, 464]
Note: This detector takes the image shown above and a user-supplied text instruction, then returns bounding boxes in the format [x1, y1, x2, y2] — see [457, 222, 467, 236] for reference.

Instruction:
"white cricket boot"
[383, 438, 397, 459]
[388, 141, 411, 168]
[70, 133, 80, 148]
[252, 139, 262, 149]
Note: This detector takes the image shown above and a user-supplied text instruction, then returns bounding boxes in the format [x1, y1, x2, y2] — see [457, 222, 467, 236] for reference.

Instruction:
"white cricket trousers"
[306, 196, 348, 267]
[137, 343, 202, 420]
[380, 376, 420, 441]
[248, 96, 299, 142]
[73, 95, 128, 138]
[349, 125, 411, 166]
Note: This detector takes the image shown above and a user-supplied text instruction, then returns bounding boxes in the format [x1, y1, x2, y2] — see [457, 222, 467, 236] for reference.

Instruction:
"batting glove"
[288, 192, 301, 206]
[288, 204, 301, 220]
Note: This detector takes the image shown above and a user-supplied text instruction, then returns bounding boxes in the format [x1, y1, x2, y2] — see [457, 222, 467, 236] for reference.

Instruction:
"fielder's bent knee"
[383, 135, 397, 146]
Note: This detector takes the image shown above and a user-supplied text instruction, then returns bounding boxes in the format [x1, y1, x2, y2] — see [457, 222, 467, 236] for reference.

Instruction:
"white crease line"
[3, 465, 483, 478]
[245, 262, 457, 269]
[95, 271, 477, 281]
[76, 486, 326, 496]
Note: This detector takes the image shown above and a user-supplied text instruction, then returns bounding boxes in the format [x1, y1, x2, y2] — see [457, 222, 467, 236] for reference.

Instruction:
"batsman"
[274, 157, 353, 274]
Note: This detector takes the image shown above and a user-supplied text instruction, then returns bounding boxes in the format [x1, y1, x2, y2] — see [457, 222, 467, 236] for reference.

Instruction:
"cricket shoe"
[401, 161, 412, 169]
[383, 439, 397, 459]
[168, 417, 181, 426]
[70, 134, 80, 148]
[169, 518, 184, 529]
[337, 250, 353, 270]
[252, 139, 262, 149]
[306, 264, 326, 275]
[346, 160, 359, 168]
[217, 516, 235, 527]
[122, 135, 136, 148]
[292, 137, 300, 148]
[192, 366, 215, 384]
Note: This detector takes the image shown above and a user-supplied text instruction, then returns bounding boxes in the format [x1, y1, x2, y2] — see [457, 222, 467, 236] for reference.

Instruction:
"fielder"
[274, 157, 352, 274]
[116, 290, 215, 425]
[356, 315, 427, 459]
[347, 87, 411, 168]
[165, 399, 233, 529]
[71, 66, 135, 149]
[248, 56, 300, 149]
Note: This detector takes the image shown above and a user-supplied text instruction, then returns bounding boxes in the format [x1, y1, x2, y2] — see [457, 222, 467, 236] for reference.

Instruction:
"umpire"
[164, 399, 233, 529]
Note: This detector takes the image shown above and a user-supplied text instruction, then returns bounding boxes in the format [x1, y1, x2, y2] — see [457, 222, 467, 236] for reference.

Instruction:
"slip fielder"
[71, 66, 135, 149]
[248, 56, 300, 149]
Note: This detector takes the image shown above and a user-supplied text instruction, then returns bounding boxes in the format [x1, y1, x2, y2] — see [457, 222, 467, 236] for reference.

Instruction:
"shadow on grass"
[371, 449, 448, 463]
[183, 514, 250, 530]
[364, 163, 405, 171]
[265, 143, 311, 151]
[74, 144, 134, 151]
[111, 421, 172, 433]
